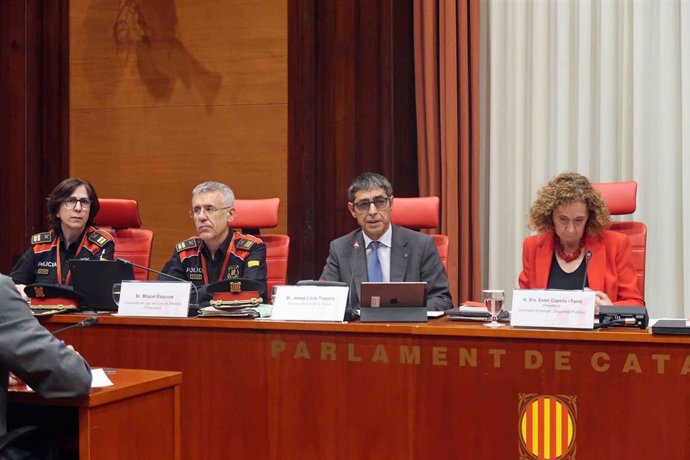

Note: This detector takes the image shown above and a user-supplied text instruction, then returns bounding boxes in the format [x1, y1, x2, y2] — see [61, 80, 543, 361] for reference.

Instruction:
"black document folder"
[651, 319, 690, 335]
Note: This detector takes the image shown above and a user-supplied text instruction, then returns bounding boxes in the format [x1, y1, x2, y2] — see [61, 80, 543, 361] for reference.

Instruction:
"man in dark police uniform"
[161, 181, 267, 302]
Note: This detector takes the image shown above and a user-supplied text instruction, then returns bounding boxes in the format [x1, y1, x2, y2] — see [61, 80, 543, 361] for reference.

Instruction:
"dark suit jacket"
[320, 224, 452, 311]
[518, 231, 644, 306]
[0, 275, 92, 435]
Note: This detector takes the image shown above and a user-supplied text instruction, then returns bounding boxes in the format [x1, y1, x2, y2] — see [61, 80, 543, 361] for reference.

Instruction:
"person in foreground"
[0, 274, 92, 456]
[518, 172, 644, 306]
[10, 178, 114, 292]
[320, 172, 452, 311]
[161, 181, 267, 303]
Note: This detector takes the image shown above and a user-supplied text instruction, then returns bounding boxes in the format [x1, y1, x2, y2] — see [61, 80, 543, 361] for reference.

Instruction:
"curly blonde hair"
[528, 172, 610, 235]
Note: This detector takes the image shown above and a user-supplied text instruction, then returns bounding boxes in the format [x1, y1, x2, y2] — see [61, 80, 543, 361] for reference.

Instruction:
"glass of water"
[483, 289, 505, 328]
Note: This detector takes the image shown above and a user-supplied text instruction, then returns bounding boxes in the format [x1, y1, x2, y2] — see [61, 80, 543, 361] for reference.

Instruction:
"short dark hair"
[47, 178, 101, 233]
[347, 172, 393, 202]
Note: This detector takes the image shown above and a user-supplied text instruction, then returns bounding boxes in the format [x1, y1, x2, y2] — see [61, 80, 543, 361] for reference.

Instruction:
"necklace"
[555, 237, 585, 263]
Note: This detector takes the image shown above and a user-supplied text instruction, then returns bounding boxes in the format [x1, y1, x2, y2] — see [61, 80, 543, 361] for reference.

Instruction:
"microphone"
[52, 316, 98, 336]
[348, 240, 360, 309]
[337, 240, 361, 322]
[581, 250, 592, 290]
[117, 258, 199, 307]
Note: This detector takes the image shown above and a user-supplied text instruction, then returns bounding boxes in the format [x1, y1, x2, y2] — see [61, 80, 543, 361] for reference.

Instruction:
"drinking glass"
[483, 289, 505, 328]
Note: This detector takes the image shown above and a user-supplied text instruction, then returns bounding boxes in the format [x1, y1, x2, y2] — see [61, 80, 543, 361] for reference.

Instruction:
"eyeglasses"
[64, 197, 92, 209]
[189, 205, 232, 218]
[352, 196, 391, 213]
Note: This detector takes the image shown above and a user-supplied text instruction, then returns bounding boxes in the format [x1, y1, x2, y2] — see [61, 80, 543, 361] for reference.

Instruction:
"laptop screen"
[69, 260, 134, 311]
[360, 282, 428, 308]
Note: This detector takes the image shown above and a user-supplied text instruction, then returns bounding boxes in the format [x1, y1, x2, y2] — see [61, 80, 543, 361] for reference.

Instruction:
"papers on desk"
[21, 368, 113, 393]
[447, 305, 510, 322]
[198, 305, 272, 318]
[91, 368, 114, 388]
[30, 305, 79, 317]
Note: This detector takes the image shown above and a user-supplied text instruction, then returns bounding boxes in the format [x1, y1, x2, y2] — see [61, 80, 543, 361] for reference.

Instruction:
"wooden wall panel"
[69, 0, 287, 274]
[70, 105, 286, 270]
[288, 0, 418, 282]
[1, 0, 69, 273]
[70, 0, 286, 108]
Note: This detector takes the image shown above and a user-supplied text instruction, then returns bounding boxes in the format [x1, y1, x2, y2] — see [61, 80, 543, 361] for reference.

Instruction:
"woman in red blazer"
[518, 172, 644, 306]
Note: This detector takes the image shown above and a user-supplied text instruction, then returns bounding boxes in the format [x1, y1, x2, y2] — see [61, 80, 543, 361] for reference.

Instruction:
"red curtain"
[413, 0, 481, 302]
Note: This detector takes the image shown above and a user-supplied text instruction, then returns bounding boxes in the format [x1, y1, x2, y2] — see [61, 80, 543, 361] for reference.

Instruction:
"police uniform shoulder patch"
[31, 232, 53, 245]
[88, 229, 113, 248]
[176, 238, 199, 253]
[235, 238, 257, 251]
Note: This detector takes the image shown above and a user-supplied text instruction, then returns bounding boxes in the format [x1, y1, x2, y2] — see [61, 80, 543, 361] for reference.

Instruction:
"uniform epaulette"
[235, 238, 258, 251]
[88, 229, 113, 248]
[176, 238, 199, 253]
[31, 232, 53, 245]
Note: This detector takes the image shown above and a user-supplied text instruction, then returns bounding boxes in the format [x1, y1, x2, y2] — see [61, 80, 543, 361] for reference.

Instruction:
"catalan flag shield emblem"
[518, 394, 576, 460]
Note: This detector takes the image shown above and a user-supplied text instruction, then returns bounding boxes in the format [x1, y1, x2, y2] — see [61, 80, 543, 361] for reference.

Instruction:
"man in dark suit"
[0, 274, 92, 456]
[320, 173, 452, 311]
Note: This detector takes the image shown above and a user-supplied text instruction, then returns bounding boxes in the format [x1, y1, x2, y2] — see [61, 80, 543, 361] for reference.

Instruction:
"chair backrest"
[231, 198, 289, 300]
[94, 199, 154, 281]
[592, 181, 647, 297]
[390, 197, 449, 272]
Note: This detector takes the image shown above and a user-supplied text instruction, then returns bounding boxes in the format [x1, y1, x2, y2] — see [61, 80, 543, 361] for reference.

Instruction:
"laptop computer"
[360, 282, 428, 308]
[69, 260, 135, 311]
[359, 282, 428, 322]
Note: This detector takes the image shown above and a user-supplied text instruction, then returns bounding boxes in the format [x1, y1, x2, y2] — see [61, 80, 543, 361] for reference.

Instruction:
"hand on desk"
[66, 344, 84, 359]
[14, 283, 29, 302]
[594, 291, 612, 306]
[592, 291, 612, 316]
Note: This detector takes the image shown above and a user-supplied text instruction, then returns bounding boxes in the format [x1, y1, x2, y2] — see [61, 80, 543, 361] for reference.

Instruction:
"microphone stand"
[581, 250, 593, 290]
[117, 258, 200, 307]
[345, 240, 361, 321]
[52, 317, 99, 336]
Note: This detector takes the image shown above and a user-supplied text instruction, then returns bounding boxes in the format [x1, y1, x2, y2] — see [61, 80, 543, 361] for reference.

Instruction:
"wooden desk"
[10, 368, 181, 460]
[42, 315, 690, 459]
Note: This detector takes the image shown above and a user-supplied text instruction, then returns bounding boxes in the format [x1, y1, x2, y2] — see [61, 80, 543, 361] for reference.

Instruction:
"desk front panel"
[48, 316, 690, 459]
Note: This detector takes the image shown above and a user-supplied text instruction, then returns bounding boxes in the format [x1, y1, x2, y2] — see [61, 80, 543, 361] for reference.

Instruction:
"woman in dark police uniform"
[10, 178, 114, 291]
[518, 172, 644, 307]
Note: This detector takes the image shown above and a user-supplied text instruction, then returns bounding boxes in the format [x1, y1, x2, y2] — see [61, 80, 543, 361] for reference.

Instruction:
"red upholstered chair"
[94, 199, 154, 281]
[593, 181, 647, 298]
[389, 196, 449, 272]
[231, 198, 290, 301]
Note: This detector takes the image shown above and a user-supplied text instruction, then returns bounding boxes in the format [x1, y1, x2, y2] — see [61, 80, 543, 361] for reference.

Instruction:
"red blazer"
[518, 230, 644, 306]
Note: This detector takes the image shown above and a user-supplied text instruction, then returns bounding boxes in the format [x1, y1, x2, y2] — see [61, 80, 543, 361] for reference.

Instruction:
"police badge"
[228, 265, 239, 278]
[229, 281, 242, 293]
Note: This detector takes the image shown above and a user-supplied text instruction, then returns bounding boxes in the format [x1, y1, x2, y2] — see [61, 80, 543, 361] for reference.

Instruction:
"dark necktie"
[367, 241, 383, 282]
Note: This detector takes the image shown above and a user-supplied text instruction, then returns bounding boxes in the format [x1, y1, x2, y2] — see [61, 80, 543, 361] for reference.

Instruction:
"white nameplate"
[117, 281, 191, 317]
[270, 285, 348, 322]
[510, 289, 596, 329]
